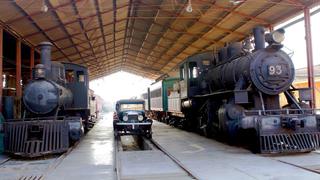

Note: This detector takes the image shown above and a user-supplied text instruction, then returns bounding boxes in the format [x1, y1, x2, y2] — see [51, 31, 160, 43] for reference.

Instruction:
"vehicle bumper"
[113, 121, 152, 135]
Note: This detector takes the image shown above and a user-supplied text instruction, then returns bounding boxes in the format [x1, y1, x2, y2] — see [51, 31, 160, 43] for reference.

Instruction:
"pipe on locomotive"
[39, 42, 53, 76]
[252, 26, 265, 50]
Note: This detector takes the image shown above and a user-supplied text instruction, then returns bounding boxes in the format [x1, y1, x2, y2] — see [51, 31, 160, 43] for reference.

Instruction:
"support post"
[0, 27, 3, 112]
[30, 47, 34, 79]
[16, 40, 21, 97]
[304, 8, 316, 108]
[15, 39, 22, 119]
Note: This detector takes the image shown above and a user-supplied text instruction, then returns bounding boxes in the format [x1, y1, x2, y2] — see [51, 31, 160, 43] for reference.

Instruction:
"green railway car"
[149, 77, 179, 112]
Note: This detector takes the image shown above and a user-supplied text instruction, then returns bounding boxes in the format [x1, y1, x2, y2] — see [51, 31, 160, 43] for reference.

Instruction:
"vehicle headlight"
[138, 115, 144, 121]
[123, 115, 128, 121]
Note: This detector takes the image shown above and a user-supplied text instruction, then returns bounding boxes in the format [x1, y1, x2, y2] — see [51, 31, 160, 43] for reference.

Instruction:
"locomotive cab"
[179, 52, 214, 100]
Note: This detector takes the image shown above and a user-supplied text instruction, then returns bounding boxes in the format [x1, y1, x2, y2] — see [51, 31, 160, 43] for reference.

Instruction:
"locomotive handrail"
[193, 90, 234, 98]
[243, 109, 320, 116]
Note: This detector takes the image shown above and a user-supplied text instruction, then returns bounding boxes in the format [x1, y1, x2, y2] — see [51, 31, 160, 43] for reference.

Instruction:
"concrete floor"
[45, 114, 116, 180]
[152, 121, 320, 180]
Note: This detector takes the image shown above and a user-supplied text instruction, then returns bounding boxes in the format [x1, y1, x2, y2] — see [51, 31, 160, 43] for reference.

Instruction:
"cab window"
[66, 70, 75, 83]
[180, 66, 185, 80]
[189, 62, 198, 79]
[77, 71, 85, 82]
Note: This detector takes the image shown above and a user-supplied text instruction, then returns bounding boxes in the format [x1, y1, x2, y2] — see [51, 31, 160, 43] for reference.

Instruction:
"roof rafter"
[12, 1, 73, 63]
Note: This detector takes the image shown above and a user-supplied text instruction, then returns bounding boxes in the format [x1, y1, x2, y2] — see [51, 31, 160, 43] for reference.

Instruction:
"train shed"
[1, 1, 320, 179]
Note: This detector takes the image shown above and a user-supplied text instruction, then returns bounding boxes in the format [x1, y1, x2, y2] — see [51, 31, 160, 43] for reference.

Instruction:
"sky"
[276, 6, 320, 69]
[90, 71, 152, 104]
[90, 7, 320, 104]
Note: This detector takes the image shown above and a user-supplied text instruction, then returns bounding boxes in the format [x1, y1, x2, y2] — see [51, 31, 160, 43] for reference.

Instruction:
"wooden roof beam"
[123, 0, 140, 70]
[94, 0, 109, 62]
[51, 29, 126, 53]
[45, 0, 91, 68]
[51, 19, 126, 43]
[112, 0, 117, 61]
[158, 0, 249, 73]
[126, 41, 191, 62]
[138, 0, 245, 37]
[22, 3, 128, 39]
[121, 0, 133, 70]
[148, 1, 220, 70]
[217, 0, 285, 45]
[12, 1, 73, 63]
[53, 39, 126, 61]
[71, 0, 102, 74]
[6, 0, 84, 24]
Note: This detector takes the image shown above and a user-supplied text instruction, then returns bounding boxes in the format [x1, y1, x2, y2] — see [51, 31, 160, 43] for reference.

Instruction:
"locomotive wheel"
[198, 104, 213, 138]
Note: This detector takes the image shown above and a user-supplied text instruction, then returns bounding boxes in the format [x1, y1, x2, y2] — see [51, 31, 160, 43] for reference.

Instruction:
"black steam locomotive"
[3, 42, 97, 157]
[145, 27, 320, 153]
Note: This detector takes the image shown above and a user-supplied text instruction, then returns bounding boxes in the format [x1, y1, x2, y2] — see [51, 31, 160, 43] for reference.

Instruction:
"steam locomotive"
[144, 26, 320, 153]
[3, 42, 98, 157]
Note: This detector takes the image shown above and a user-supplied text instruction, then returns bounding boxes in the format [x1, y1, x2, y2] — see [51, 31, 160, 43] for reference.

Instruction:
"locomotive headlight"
[34, 64, 46, 79]
[122, 115, 128, 121]
[271, 30, 285, 43]
[138, 115, 144, 121]
[265, 29, 285, 44]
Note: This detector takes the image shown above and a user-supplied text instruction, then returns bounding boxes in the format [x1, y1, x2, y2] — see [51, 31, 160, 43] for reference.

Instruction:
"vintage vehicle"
[3, 42, 98, 157]
[113, 99, 152, 138]
[142, 26, 320, 153]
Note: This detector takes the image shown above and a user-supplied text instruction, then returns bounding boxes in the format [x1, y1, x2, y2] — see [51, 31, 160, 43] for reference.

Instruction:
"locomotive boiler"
[23, 42, 73, 115]
[147, 26, 320, 153]
[3, 42, 96, 157]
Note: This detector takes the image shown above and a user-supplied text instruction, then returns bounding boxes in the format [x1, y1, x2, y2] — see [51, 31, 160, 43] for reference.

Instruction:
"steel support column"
[304, 8, 316, 108]
[30, 47, 34, 79]
[0, 27, 3, 112]
[16, 40, 22, 97]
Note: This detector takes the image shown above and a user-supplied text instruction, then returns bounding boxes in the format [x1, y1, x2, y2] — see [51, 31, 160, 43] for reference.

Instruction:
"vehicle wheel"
[114, 130, 119, 138]
[145, 131, 152, 139]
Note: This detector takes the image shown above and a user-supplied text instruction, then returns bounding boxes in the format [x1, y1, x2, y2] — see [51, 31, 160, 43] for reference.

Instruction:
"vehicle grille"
[128, 115, 138, 121]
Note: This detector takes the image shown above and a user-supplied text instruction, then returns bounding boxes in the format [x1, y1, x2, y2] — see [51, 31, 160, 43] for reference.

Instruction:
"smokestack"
[252, 26, 265, 50]
[38, 42, 53, 72]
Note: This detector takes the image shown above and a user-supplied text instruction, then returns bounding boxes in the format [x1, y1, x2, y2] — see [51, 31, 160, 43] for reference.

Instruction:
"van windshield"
[120, 103, 144, 111]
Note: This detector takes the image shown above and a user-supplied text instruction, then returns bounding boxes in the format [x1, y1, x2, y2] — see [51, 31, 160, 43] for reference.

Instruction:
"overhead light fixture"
[186, 0, 192, 13]
[229, 0, 244, 6]
[41, 0, 48, 13]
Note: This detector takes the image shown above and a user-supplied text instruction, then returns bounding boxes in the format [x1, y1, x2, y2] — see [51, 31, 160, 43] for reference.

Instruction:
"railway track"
[148, 137, 197, 179]
[0, 140, 80, 180]
[114, 135, 197, 179]
[114, 134, 320, 180]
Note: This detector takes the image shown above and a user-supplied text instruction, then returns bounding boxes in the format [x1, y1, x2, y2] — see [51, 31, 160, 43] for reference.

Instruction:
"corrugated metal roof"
[0, 0, 318, 80]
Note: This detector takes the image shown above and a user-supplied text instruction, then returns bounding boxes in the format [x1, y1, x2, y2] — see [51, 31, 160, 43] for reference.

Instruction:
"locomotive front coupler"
[281, 116, 305, 130]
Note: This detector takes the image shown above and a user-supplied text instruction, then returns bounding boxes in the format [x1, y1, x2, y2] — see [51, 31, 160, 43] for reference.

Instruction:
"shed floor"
[1, 114, 320, 179]
[151, 121, 320, 180]
[45, 115, 116, 180]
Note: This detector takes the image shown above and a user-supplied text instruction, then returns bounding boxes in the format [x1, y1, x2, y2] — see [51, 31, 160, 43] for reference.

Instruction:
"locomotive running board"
[259, 132, 320, 153]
